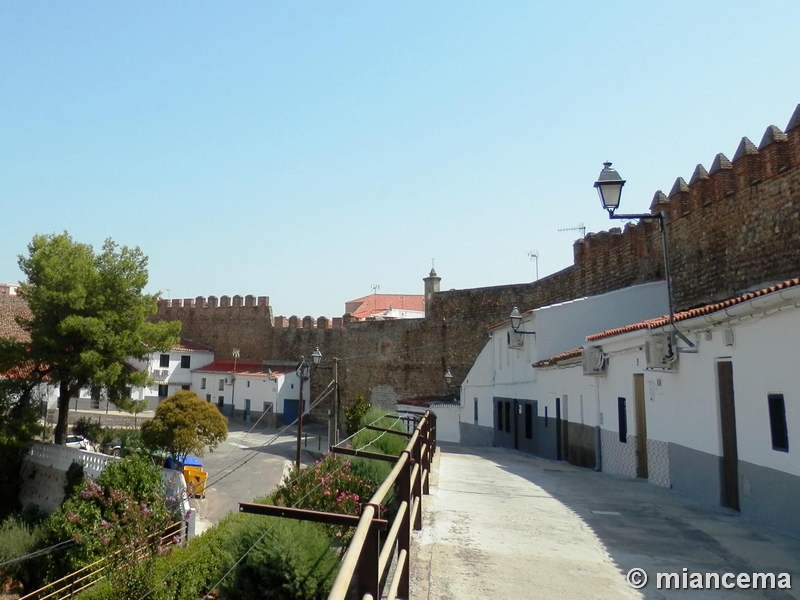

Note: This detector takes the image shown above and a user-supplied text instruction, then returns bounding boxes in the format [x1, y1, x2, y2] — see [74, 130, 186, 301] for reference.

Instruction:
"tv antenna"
[558, 223, 586, 238]
[371, 284, 380, 295]
[526, 251, 539, 281]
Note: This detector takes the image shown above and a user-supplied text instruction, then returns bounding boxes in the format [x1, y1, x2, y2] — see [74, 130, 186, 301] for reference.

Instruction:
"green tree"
[3, 233, 180, 444]
[0, 379, 42, 519]
[141, 390, 227, 460]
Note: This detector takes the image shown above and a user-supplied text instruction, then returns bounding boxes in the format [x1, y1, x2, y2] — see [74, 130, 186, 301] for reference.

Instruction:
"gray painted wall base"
[669, 443, 723, 509]
[739, 459, 800, 538]
[459, 422, 493, 447]
[566, 423, 596, 469]
[669, 442, 800, 538]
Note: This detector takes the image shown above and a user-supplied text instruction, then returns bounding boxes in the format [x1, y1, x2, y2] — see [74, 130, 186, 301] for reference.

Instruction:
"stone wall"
[150, 105, 800, 409]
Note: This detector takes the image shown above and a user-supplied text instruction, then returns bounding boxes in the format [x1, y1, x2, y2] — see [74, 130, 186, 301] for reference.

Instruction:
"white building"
[192, 359, 301, 426]
[126, 340, 215, 410]
[577, 277, 800, 535]
[463, 275, 800, 536]
[459, 281, 670, 451]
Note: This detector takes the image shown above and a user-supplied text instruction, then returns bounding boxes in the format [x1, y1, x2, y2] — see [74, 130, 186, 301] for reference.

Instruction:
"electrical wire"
[0, 539, 76, 569]
[134, 412, 404, 600]
[196, 421, 404, 598]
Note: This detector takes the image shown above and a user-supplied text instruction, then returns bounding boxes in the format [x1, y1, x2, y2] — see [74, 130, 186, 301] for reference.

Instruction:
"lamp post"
[593, 162, 693, 355]
[309, 347, 341, 448]
[231, 348, 240, 416]
[294, 356, 311, 471]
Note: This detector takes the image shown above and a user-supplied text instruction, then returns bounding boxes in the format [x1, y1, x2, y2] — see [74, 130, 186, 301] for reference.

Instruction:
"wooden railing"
[332, 410, 436, 599]
[18, 521, 184, 600]
[238, 410, 437, 600]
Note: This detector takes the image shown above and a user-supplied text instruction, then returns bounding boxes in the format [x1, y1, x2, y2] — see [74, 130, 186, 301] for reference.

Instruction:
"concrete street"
[412, 446, 800, 599]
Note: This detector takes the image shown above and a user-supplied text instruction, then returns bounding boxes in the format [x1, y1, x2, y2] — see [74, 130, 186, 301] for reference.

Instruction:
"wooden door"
[717, 361, 740, 511]
[634, 374, 648, 479]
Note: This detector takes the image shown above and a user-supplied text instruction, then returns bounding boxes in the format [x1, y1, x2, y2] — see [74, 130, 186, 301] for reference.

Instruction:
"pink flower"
[100, 519, 112, 529]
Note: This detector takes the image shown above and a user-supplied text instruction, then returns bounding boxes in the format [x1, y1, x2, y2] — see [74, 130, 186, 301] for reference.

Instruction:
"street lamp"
[508, 307, 535, 335]
[593, 162, 693, 356]
[444, 368, 453, 386]
[311, 347, 322, 366]
[231, 348, 240, 418]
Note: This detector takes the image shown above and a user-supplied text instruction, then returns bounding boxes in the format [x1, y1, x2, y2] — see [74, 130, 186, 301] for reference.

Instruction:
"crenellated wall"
[151, 105, 800, 410]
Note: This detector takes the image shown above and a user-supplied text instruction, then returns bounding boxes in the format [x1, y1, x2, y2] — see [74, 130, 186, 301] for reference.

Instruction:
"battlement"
[158, 295, 270, 308]
[572, 104, 800, 285]
[273, 315, 345, 329]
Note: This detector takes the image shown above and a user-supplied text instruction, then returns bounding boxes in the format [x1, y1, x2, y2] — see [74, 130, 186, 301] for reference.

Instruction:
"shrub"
[0, 516, 44, 584]
[63, 461, 85, 500]
[72, 417, 103, 443]
[40, 455, 174, 582]
[343, 395, 370, 436]
[351, 409, 408, 457]
[272, 456, 376, 542]
[75, 511, 337, 600]
[141, 390, 227, 459]
[218, 515, 338, 600]
[75, 521, 233, 600]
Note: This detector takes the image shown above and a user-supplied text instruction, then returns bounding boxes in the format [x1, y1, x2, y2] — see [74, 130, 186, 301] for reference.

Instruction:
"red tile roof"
[194, 359, 292, 377]
[346, 294, 425, 320]
[1, 360, 49, 380]
[0, 296, 31, 342]
[172, 339, 214, 352]
[586, 277, 800, 342]
[532, 348, 583, 368]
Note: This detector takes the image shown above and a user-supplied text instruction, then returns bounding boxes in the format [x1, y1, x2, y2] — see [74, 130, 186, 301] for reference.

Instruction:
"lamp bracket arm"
[608, 212, 662, 223]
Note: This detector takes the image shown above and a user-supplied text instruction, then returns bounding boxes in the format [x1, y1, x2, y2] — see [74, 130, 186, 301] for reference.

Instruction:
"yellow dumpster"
[183, 466, 208, 498]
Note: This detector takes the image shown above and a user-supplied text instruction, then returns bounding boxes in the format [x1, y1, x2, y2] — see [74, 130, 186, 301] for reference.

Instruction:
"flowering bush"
[271, 455, 379, 542]
[39, 455, 174, 582]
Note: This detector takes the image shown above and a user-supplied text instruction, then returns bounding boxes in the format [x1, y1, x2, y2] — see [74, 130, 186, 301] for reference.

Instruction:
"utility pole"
[332, 358, 339, 446]
[294, 357, 309, 471]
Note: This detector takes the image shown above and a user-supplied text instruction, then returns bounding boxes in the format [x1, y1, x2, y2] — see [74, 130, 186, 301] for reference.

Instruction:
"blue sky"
[2, 2, 799, 318]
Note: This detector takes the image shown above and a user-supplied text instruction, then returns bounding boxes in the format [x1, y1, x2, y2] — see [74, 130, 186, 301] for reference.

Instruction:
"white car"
[65, 435, 95, 452]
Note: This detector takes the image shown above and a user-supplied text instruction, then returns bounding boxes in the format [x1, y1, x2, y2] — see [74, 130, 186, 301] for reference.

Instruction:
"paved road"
[189, 424, 302, 529]
[412, 446, 800, 599]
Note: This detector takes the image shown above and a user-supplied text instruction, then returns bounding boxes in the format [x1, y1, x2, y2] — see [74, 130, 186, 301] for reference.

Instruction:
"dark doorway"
[513, 400, 519, 450]
[555, 398, 562, 461]
[634, 374, 648, 479]
[717, 361, 740, 511]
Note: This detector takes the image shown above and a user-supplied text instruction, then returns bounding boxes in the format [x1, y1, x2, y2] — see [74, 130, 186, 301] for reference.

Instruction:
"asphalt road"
[189, 423, 300, 528]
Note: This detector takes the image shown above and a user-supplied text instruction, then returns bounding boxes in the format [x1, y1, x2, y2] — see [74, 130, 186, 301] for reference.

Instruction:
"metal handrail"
[327, 410, 436, 600]
[18, 521, 184, 600]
